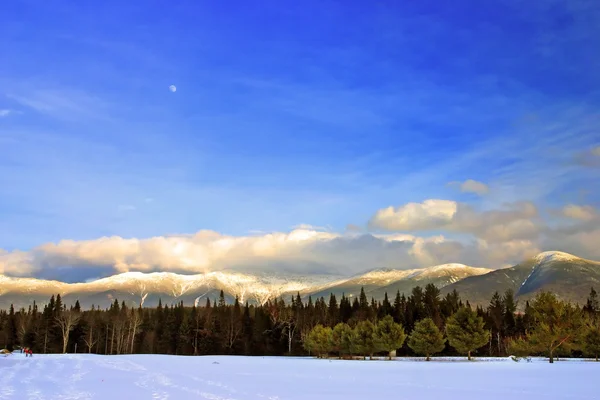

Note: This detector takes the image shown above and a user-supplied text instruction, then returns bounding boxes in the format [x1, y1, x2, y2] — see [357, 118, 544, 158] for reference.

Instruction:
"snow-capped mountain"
[442, 251, 600, 307]
[0, 270, 340, 309]
[0, 251, 598, 310]
[306, 263, 492, 300]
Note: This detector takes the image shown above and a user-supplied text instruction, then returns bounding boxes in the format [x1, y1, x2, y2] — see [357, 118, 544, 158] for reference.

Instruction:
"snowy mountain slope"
[303, 264, 492, 300]
[441, 251, 600, 307]
[1, 251, 598, 309]
[0, 270, 338, 309]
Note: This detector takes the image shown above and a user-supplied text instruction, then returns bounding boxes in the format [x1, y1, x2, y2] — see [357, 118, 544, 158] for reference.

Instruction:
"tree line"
[0, 284, 599, 362]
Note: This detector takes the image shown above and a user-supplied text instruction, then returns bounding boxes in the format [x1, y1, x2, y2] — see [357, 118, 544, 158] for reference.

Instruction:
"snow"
[520, 251, 597, 288]
[338, 264, 492, 287]
[0, 271, 335, 306]
[534, 251, 582, 264]
[1, 354, 597, 400]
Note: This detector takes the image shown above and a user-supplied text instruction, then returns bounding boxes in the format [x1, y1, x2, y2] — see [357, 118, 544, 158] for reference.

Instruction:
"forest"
[1, 284, 599, 363]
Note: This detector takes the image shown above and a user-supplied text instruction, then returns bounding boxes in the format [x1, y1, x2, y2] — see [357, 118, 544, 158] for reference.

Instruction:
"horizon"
[0, 248, 593, 284]
[1, 1, 599, 283]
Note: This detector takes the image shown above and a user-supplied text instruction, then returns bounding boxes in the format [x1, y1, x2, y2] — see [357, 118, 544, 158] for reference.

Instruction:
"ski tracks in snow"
[0, 354, 92, 400]
[135, 371, 240, 400]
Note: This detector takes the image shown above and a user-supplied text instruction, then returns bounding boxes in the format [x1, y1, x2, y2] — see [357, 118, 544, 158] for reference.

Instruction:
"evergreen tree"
[502, 289, 517, 338]
[423, 284, 442, 326]
[6, 305, 17, 350]
[525, 292, 584, 363]
[379, 292, 392, 318]
[327, 294, 339, 326]
[303, 324, 332, 358]
[339, 295, 352, 323]
[584, 288, 599, 321]
[583, 326, 600, 361]
[445, 307, 489, 360]
[487, 291, 505, 356]
[374, 315, 406, 359]
[330, 323, 354, 358]
[354, 320, 376, 359]
[408, 318, 446, 361]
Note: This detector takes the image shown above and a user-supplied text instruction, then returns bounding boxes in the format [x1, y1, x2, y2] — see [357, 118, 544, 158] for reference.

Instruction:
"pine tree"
[503, 289, 517, 338]
[583, 326, 600, 361]
[584, 288, 599, 321]
[445, 307, 489, 360]
[303, 324, 332, 358]
[487, 291, 505, 356]
[379, 292, 392, 318]
[330, 323, 354, 358]
[354, 320, 376, 359]
[327, 294, 339, 326]
[374, 315, 406, 359]
[408, 317, 446, 361]
[6, 305, 17, 350]
[525, 292, 584, 363]
[423, 283, 442, 326]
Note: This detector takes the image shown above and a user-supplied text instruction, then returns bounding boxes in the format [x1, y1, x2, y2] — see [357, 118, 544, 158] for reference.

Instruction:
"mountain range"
[0, 251, 598, 310]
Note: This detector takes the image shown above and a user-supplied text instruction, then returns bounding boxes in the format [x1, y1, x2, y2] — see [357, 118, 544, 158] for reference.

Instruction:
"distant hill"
[0, 251, 598, 310]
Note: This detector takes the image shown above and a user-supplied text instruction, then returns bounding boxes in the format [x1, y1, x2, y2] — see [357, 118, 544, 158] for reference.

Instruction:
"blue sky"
[0, 0, 599, 278]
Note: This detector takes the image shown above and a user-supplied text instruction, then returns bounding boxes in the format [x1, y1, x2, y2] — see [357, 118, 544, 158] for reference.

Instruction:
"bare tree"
[266, 298, 297, 354]
[55, 309, 81, 354]
[129, 308, 143, 354]
[83, 314, 98, 353]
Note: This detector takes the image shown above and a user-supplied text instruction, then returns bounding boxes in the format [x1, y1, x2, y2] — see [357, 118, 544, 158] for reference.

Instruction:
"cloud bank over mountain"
[2, 200, 598, 282]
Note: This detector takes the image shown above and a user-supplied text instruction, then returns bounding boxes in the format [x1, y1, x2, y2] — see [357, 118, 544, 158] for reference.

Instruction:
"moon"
[169, 85, 177, 93]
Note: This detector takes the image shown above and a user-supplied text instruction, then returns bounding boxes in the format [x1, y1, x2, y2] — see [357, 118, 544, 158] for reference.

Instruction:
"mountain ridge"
[0, 251, 598, 309]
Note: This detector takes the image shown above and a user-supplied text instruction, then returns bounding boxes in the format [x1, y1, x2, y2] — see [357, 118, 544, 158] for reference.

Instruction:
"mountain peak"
[534, 251, 581, 264]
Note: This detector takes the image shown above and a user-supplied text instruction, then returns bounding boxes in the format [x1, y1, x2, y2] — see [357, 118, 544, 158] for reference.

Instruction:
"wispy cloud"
[0, 109, 12, 117]
[573, 145, 600, 168]
[448, 179, 489, 196]
[6, 88, 111, 122]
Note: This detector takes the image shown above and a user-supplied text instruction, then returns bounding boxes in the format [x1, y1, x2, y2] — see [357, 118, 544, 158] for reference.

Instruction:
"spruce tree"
[445, 307, 489, 360]
[503, 289, 517, 337]
[487, 292, 505, 356]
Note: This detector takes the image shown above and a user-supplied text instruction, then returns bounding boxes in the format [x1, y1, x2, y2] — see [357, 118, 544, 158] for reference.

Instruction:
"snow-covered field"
[0, 354, 597, 400]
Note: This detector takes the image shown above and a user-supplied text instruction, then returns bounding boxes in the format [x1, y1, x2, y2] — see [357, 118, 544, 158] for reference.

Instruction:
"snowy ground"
[0, 354, 598, 400]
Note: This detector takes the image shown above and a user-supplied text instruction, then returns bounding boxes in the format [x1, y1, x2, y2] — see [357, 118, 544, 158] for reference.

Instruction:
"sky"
[0, 0, 599, 282]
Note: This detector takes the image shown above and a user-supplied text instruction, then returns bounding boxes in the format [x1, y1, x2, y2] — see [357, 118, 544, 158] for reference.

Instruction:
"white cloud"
[369, 199, 539, 242]
[0, 228, 519, 280]
[2, 215, 600, 282]
[0, 229, 407, 278]
[561, 204, 598, 221]
[449, 179, 489, 195]
[368, 199, 458, 231]
[0, 109, 12, 117]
